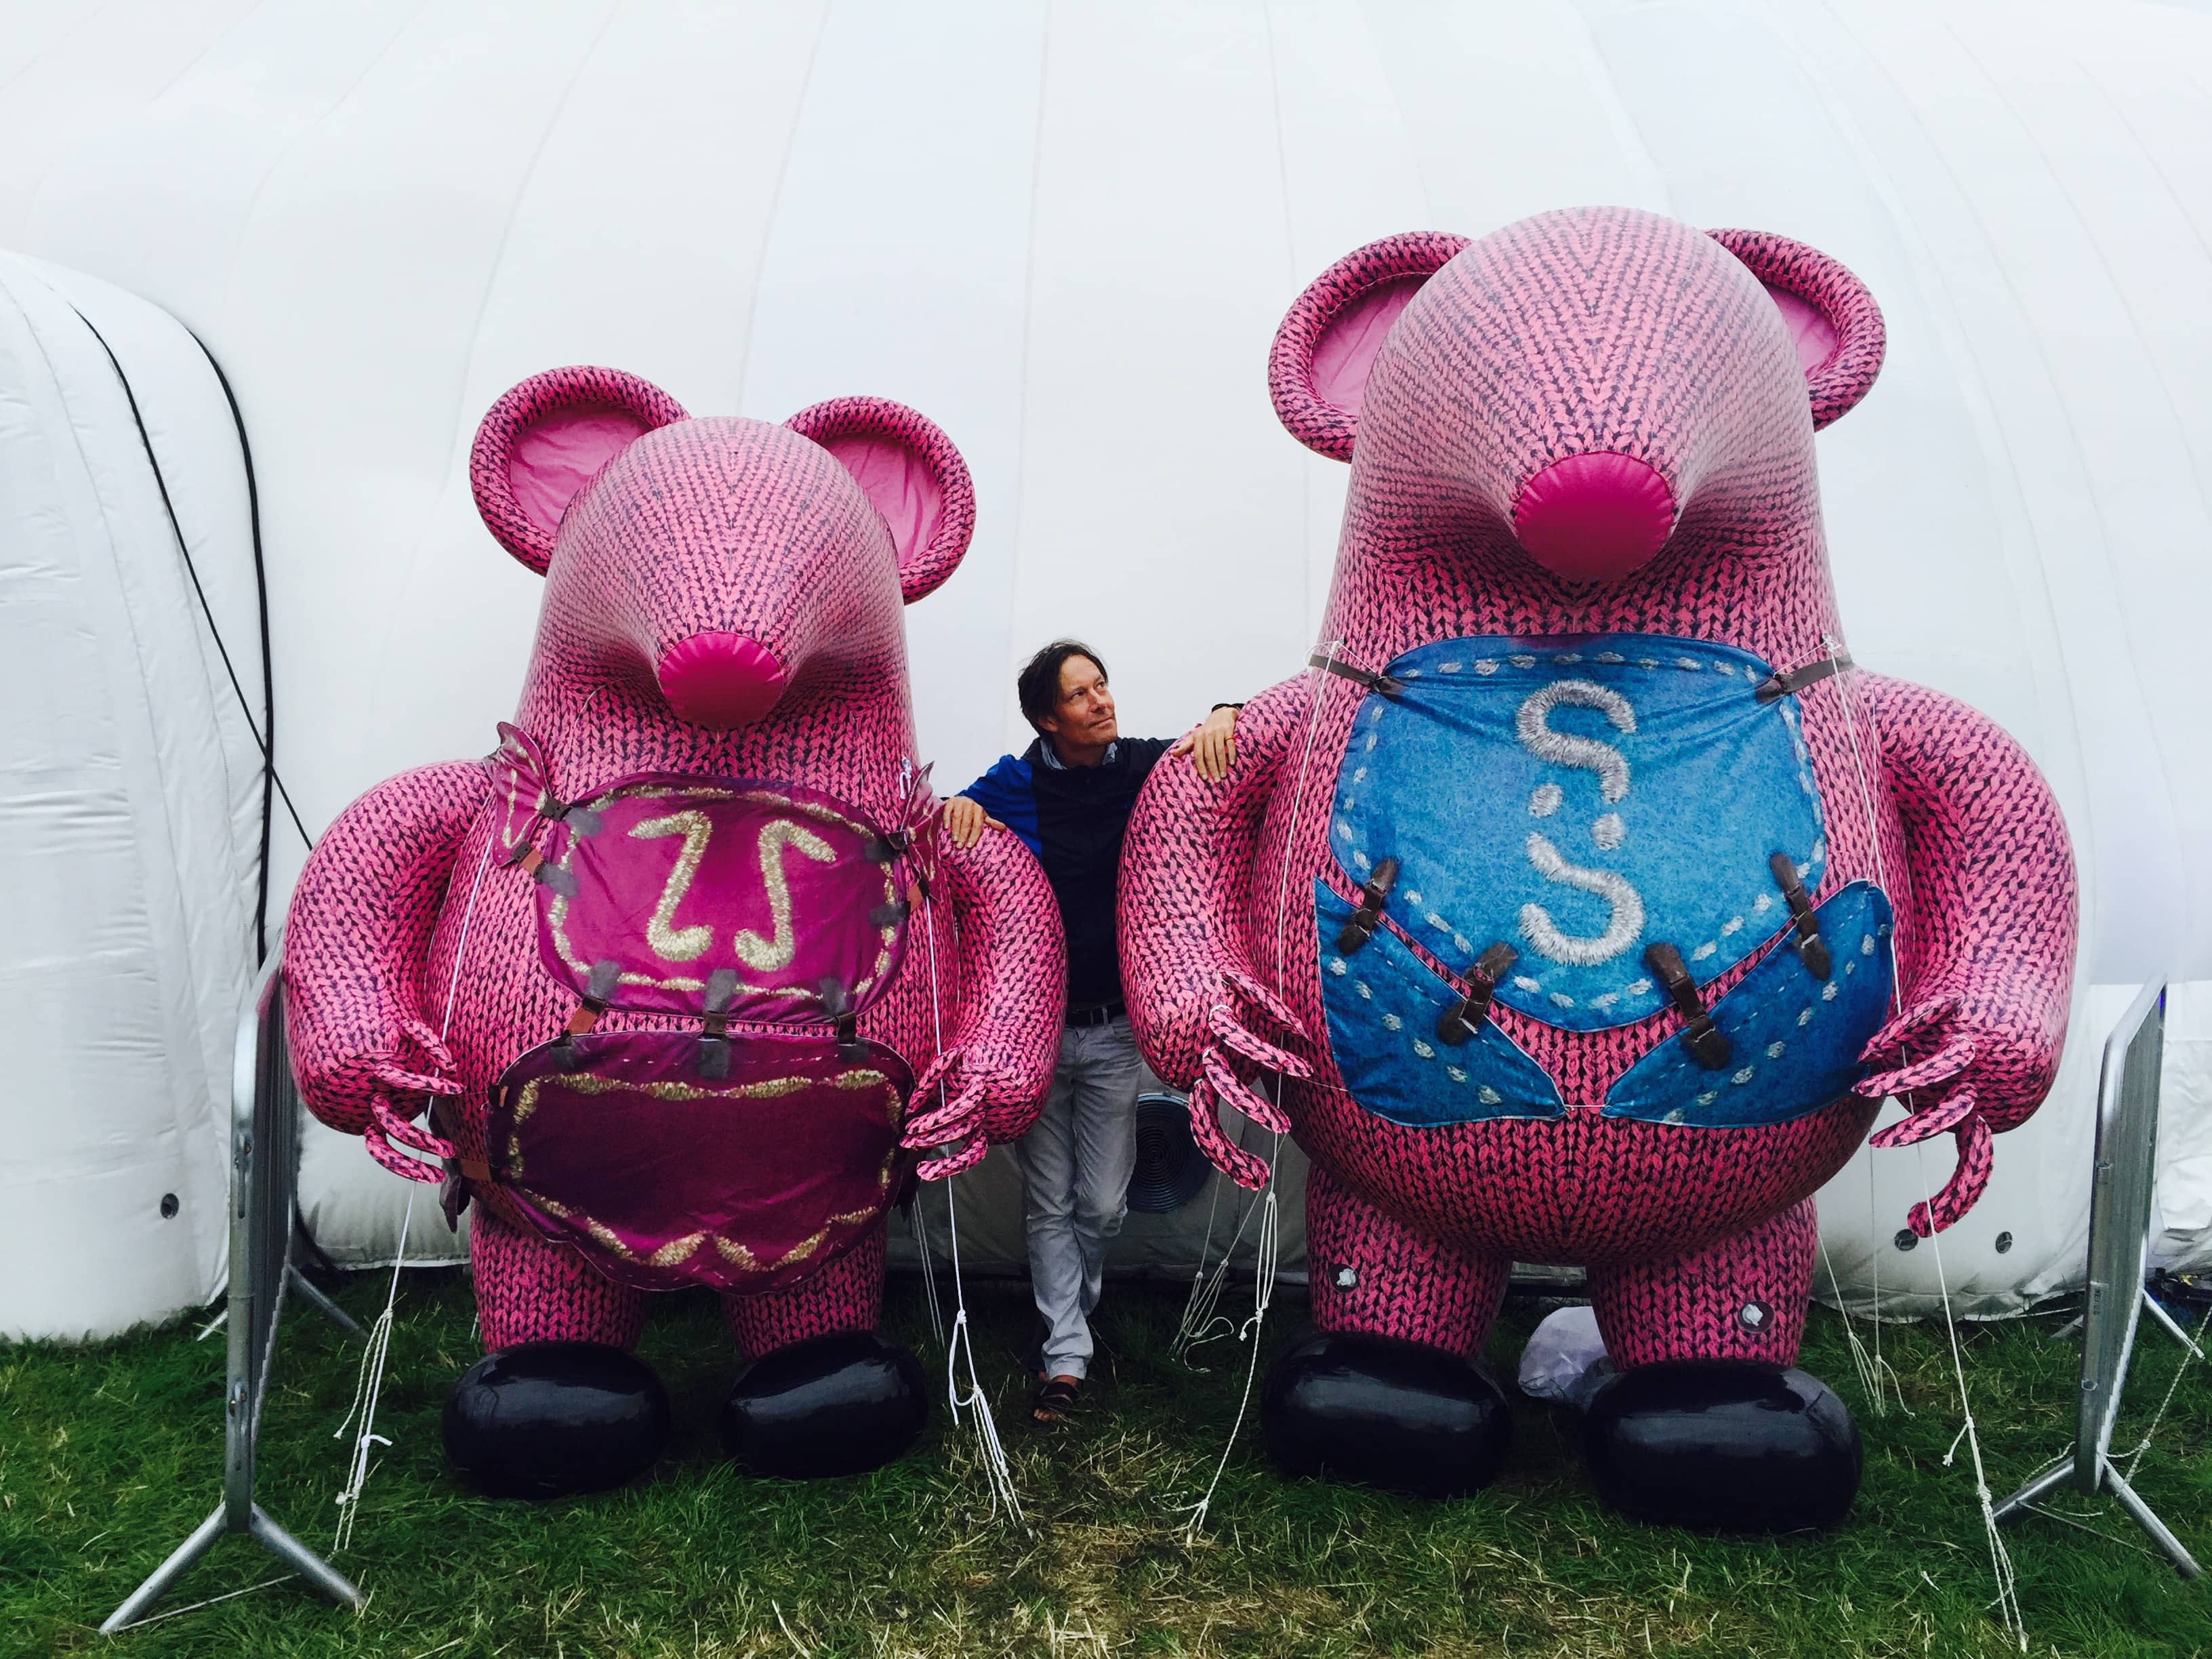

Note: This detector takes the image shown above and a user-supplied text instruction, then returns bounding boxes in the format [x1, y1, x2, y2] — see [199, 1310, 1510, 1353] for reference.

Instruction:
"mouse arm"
[1851, 674, 2078, 1235]
[897, 827, 1065, 1179]
[284, 760, 492, 1164]
[1120, 676, 1314, 1188]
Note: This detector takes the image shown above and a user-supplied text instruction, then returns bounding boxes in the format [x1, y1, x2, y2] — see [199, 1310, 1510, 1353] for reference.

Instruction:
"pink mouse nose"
[1511, 451, 1678, 582]
[655, 632, 788, 729]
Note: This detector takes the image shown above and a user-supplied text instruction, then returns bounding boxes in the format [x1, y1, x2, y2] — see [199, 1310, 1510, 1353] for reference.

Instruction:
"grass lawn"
[3, 1260, 2208, 1658]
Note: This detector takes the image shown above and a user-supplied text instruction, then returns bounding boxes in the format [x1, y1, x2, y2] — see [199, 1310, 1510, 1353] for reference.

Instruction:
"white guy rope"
[332, 827, 497, 1549]
[331, 1187, 409, 1552]
[107, 1576, 294, 1632]
[2119, 1303, 2209, 1483]
[1172, 1116, 1274, 1364]
[1818, 1234, 1907, 1418]
[1176, 1183, 1279, 1544]
[1173, 644, 1338, 1361]
[1826, 634, 1910, 1418]
[1919, 1140, 2028, 1652]
[1170, 1167, 1233, 1361]
[1832, 638, 2014, 1636]
[920, 882, 1023, 1527]
[1176, 639, 1337, 1536]
[908, 1197, 946, 1352]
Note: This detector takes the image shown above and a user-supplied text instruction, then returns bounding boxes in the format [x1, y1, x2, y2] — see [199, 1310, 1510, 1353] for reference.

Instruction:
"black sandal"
[1031, 1375, 1082, 1428]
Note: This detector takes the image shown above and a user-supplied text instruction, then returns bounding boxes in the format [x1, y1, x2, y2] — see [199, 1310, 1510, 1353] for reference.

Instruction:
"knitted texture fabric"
[287, 367, 1064, 1359]
[1121, 208, 2076, 1369]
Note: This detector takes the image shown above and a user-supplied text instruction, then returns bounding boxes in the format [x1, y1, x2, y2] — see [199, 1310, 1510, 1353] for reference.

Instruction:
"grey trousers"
[1010, 1015, 1143, 1380]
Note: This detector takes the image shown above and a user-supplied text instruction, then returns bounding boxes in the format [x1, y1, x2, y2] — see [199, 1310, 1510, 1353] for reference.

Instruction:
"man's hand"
[941, 794, 1004, 850]
[1170, 704, 1240, 783]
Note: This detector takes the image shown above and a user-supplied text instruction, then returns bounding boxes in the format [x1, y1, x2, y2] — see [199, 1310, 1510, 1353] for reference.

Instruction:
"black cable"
[68, 305, 312, 960]
[189, 331, 287, 961]
[66, 306, 353, 1273]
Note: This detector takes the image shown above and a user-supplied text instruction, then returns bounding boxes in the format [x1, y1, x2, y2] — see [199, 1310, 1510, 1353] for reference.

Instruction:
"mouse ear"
[1269, 232, 1472, 460]
[786, 396, 976, 605]
[1707, 230, 1886, 430]
[470, 367, 688, 573]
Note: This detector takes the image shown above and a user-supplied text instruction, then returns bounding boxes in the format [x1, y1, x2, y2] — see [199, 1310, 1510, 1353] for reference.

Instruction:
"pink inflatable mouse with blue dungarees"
[1120, 210, 2075, 1530]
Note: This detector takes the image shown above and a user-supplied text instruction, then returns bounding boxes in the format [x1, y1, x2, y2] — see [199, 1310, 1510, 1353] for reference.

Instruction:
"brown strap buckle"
[1753, 651, 1853, 705]
[1644, 942, 1732, 1070]
[1334, 857, 1400, 954]
[1437, 942, 1519, 1044]
[1309, 652, 1405, 698]
[1767, 852, 1831, 979]
[698, 968, 739, 1079]
[553, 959, 620, 1071]
[529, 856, 579, 897]
[433, 1097, 486, 1229]
[540, 796, 602, 834]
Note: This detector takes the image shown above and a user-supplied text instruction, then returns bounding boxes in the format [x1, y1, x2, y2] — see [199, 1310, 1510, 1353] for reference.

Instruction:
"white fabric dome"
[0, 252, 263, 1338]
[2, 0, 2207, 1310]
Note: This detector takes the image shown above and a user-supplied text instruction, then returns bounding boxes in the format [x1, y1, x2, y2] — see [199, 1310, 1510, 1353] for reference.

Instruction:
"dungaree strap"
[1436, 942, 1520, 1046]
[1644, 942, 1733, 1070]
[1309, 652, 1404, 697]
[552, 958, 621, 1071]
[1767, 852, 1832, 979]
[1334, 857, 1400, 954]
[1752, 651, 1852, 704]
[698, 968, 740, 1079]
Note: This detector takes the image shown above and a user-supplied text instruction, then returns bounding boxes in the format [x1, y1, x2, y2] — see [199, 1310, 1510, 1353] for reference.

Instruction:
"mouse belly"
[1290, 1081, 1877, 1265]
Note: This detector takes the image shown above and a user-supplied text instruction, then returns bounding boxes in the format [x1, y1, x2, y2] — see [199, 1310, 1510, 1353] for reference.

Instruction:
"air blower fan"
[1126, 1090, 1214, 1213]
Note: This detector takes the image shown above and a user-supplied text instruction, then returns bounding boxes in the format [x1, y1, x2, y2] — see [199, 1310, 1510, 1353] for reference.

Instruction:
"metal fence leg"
[2104, 1466, 2205, 1580]
[286, 1263, 363, 1336]
[98, 1505, 228, 1634]
[2140, 1291, 2209, 1364]
[247, 1504, 363, 1606]
[1990, 1460, 2074, 1525]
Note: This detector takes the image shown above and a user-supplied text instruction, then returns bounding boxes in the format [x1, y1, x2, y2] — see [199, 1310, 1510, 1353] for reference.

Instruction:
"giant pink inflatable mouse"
[1120, 209, 2076, 1530]
[285, 369, 1063, 1497]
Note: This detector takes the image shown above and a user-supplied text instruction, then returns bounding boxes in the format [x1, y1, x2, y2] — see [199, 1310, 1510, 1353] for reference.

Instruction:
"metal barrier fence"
[1994, 980, 2205, 1578]
[101, 955, 364, 1631]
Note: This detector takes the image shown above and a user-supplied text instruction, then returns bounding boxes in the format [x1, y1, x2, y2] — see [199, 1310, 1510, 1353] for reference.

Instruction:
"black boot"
[1584, 1361, 1860, 1532]
[721, 1331, 926, 1479]
[1261, 1332, 1511, 1498]
[443, 1342, 671, 1500]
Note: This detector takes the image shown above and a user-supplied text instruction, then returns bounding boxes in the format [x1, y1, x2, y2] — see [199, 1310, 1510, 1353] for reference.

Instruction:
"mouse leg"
[1263, 1161, 1513, 1497]
[443, 1206, 670, 1499]
[1584, 1197, 1861, 1531]
[718, 1226, 926, 1478]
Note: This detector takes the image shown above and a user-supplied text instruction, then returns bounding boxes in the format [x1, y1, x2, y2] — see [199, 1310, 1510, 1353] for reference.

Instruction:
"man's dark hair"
[1018, 640, 1106, 732]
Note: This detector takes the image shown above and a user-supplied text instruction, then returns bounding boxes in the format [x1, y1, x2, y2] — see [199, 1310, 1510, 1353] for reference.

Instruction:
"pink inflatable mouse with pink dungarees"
[1120, 209, 2076, 1530]
[284, 369, 1063, 1497]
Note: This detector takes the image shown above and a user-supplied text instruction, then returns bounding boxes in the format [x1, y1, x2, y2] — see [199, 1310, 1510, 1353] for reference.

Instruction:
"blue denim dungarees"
[1314, 634, 1893, 1127]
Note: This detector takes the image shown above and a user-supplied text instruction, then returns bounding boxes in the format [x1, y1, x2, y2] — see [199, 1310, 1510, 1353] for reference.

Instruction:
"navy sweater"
[959, 736, 1172, 1006]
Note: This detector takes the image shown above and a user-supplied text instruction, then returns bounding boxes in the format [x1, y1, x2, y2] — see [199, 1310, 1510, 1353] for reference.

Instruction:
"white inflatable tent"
[0, 252, 266, 1339]
[1, 0, 2207, 1332]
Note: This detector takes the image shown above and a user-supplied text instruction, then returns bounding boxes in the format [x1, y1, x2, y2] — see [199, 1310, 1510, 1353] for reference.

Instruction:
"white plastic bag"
[1517, 1305, 1616, 1410]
